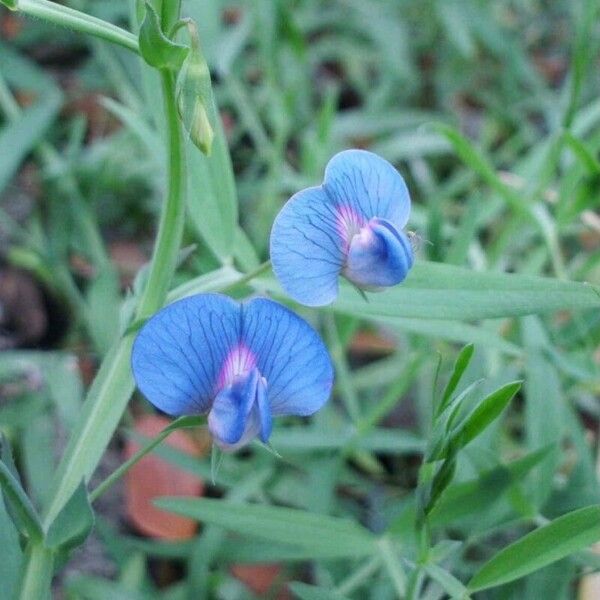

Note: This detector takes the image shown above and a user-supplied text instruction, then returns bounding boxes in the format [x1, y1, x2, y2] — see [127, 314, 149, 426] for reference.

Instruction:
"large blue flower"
[131, 294, 333, 450]
[270, 149, 413, 306]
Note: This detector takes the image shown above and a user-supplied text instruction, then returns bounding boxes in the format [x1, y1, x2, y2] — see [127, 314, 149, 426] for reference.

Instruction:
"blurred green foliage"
[0, 0, 599, 599]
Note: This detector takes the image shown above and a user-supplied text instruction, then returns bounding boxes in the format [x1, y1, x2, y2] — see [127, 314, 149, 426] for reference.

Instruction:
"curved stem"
[17, 0, 138, 53]
[89, 416, 204, 503]
[136, 70, 186, 318]
[219, 260, 272, 293]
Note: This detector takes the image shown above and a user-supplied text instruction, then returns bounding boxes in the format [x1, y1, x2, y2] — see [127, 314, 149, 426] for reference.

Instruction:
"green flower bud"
[176, 24, 216, 155]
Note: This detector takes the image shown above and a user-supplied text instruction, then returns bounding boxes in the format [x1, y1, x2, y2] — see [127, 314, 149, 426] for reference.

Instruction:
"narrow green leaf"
[377, 537, 407, 597]
[424, 564, 470, 599]
[468, 505, 600, 591]
[522, 317, 564, 508]
[290, 582, 351, 600]
[437, 344, 474, 417]
[429, 446, 554, 527]
[426, 379, 484, 461]
[0, 94, 61, 194]
[139, 2, 188, 70]
[46, 482, 94, 551]
[154, 497, 376, 558]
[0, 460, 43, 542]
[447, 381, 521, 455]
[43, 337, 135, 528]
[562, 130, 600, 175]
[257, 262, 600, 320]
[185, 116, 238, 262]
[269, 427, 424, 454]
[426, 459, 457, 515]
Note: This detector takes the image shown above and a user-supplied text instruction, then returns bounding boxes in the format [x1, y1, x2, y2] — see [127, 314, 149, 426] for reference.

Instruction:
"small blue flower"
[270, 149, 413, 306]
[131, 294, 333, 450]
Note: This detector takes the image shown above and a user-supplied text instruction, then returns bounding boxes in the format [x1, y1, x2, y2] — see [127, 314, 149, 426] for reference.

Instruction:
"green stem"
[17, 543, 54, 600]
[336, 555, 382, 596]
[89, 415, 203, 503]
[219, 260, 272, 293]
[377, 536, 407, 598]
[136, 71, 186, 318]
[17, 0, 138, 53]
[324, 313, 361, 423]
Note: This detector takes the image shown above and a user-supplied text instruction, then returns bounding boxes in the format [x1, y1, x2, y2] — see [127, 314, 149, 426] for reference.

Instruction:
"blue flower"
[131, 294, 333, 450]
[270, 149, 413, 306]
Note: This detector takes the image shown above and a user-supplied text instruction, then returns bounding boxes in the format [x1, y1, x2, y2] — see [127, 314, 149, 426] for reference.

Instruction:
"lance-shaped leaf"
[468, 505, 600, 591]
[155, 497, 376, 558]
[433, 381, 521, 460]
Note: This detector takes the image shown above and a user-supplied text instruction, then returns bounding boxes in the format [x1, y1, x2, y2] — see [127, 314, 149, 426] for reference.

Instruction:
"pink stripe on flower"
[217, 343, 257, 389]
[335, 204, 365, 251]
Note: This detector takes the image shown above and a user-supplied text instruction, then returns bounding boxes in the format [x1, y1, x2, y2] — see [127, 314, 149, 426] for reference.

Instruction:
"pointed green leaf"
[185, 116, 238, 262]
[424, 564, 470, 599]
[437, 344, 474, 417]
[258, 262, 600, 320]
[154, 497, 375, 558]
[429, 446, 554, 527]
[0, 92, 61, 194]
[446, 381, 521, 456]
[0, 459, 43, 542]
[468, 505, 600, 591]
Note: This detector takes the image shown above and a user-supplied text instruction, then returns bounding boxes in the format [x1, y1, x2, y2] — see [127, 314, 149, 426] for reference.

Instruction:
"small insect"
[406, 230, 432, 253]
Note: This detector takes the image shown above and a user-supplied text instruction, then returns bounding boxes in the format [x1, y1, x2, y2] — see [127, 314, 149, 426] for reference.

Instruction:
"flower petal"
[270, 186, 344, 307]
[131, 294, 240, 416]
[241, 298, 334, 416]
[208, 368, 259, 446]
[256, 376, 272, 442]
[345, 218, 414, 288]
[323, 149, 411, 229]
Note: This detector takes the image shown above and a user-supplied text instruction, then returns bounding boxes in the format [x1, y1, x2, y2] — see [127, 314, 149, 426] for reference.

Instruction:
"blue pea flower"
[131, 294, 333, 451]
[270, 149, 414, 306]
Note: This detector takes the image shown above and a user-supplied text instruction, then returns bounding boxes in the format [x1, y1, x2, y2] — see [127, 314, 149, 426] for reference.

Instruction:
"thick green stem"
[17, 543, 54, 600]
[17, 0, 138, 53]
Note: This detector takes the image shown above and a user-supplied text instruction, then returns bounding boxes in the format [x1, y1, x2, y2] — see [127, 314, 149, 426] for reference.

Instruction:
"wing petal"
[241, 298, 334, 416]
[270, 186, 344, 306]
[131, 294, 241, 416]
